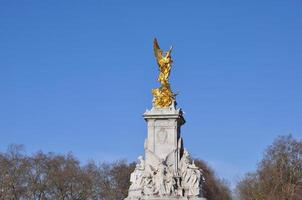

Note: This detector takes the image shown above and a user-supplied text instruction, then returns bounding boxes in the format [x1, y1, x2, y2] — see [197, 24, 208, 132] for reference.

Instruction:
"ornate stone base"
[125, 197, 207, 200]
[125, 105, 207, 200]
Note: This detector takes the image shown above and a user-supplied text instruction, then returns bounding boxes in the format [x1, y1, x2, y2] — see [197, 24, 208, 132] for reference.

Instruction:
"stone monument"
[125, 39, 207, 200]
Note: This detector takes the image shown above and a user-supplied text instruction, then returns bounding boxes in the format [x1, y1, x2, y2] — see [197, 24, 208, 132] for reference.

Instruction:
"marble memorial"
[125, 39, 207, 200]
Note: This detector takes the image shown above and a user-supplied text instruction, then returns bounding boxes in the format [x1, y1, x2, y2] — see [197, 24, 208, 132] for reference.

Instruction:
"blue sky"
[1, 1, 302, 187]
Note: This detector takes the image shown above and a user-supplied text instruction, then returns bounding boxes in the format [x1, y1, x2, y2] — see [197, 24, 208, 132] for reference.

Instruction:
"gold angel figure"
[152, 38, 175, 108]
[154, 38, 173, 85]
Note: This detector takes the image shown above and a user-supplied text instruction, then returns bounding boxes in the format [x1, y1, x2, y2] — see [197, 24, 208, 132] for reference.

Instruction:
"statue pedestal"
[147, 198, 206, 200]
[125, 103, 207, 200]
[125, 197, 207, 200]
[143, 105, 185, 173]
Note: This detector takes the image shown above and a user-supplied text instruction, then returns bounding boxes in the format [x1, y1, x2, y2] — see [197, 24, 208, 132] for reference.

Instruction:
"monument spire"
[125, 39, 206, 200]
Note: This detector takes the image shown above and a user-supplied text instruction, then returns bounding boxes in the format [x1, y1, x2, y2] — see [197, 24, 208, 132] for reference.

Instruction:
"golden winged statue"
[152, 38, 175, 108]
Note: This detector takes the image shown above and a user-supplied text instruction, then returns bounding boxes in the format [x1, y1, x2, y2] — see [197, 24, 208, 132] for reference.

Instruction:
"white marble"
[125, 102, 207, 200]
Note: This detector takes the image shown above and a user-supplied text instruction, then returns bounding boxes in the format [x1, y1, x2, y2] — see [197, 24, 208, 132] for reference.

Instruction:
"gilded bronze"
[152, 38, 175, 108]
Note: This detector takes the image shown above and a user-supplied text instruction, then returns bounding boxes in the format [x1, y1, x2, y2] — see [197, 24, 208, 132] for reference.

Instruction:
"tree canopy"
[236, 135, 302, 200]
[0, 145, 231, 200]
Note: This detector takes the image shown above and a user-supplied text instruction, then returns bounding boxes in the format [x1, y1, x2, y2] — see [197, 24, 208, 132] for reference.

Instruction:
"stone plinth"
[126, 197, 207, 200]
[143, 105, 185, 173]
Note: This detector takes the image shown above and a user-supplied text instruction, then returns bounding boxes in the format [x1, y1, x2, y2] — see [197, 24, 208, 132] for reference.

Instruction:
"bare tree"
[236, 135, 302, 200]
[194, 159, 233, 200]
[0, 144, 30, 200]
[0, 146, 231, 200]
[44, 153, 92, 200]
[97, 160, 135, 200]
[25, 152, 49, 200]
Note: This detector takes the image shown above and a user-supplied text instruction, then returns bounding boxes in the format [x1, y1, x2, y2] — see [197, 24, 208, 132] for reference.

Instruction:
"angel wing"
[145, 149, 162, 165]
[153, 38, 163, 65]
[165, 148, 177, 167]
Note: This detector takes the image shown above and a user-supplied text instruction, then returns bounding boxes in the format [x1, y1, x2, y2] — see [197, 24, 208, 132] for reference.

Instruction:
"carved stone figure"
[127, 148, 206, 199]
[180, 149, 205, 197]
[143, 170, 155, 196]
[165, 169, 177, 196]
[128, 156, 145, 197]
[154, 161, 168, 196]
